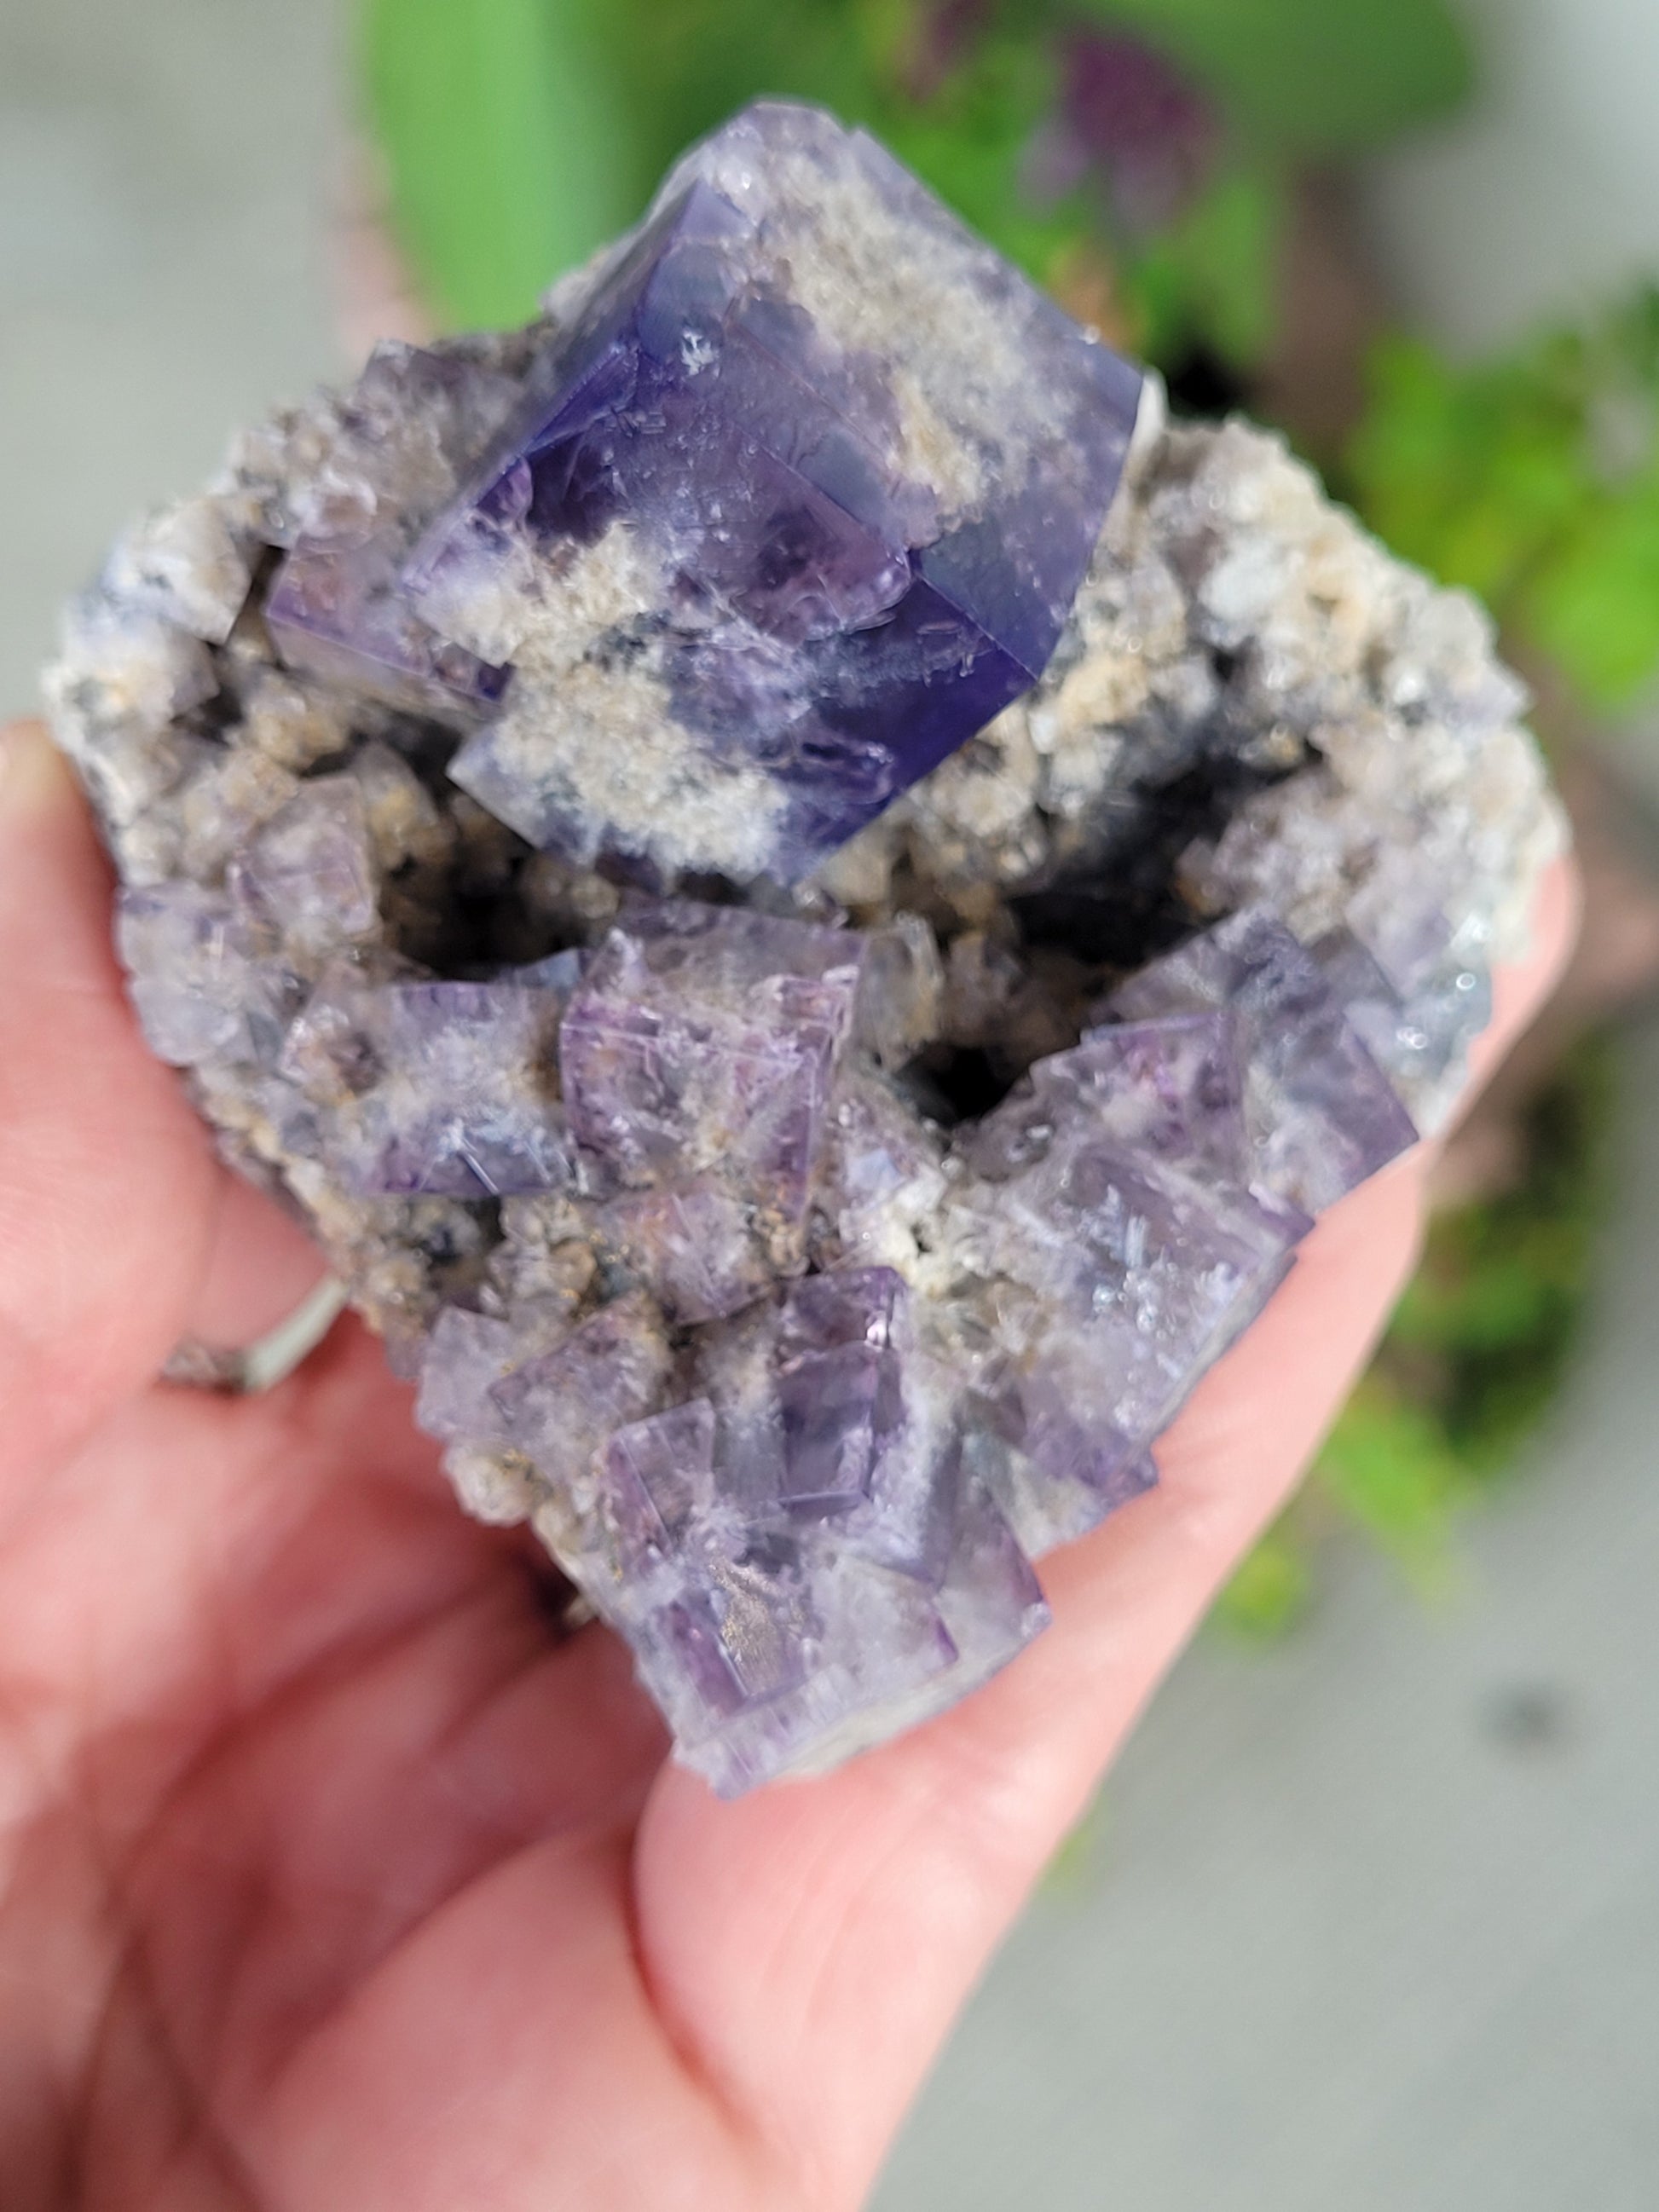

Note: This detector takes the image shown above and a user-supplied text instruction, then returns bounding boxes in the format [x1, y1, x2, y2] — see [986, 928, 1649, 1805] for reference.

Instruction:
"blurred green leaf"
[1213, 1526, 1313, 1639]
[1315, 1374, 1465, 1586]
[1527, 492, 1659, 707]
[587, 0, 1079, 283]
[1346, 336, 1585, 604]
[361, 0, 645, 327]
[360, 0, 1334, 368]
[584, 0, 867, 182]
[1128, 160, 1281, 367]
[1425, 1038, 1612, 1471]
[1066, 0, 1473, 155]
[1348, 297, 1659, 711]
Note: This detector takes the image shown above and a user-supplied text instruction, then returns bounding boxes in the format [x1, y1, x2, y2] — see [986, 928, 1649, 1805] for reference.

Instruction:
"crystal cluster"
[45, 101, 1563, 1793]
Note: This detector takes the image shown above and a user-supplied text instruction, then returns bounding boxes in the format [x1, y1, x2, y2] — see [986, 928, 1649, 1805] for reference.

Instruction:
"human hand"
[0, 717, 1575, 2210]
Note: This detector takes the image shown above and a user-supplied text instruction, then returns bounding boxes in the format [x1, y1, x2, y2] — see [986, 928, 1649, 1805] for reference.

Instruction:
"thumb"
[0, 723, 240, 1492]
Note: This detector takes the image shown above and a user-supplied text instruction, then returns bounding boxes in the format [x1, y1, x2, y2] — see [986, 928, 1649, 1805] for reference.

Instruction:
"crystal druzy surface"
[46, 105, 1564, 1793]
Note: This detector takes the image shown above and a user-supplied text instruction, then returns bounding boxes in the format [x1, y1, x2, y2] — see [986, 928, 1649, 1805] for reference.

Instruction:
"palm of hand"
[0, 724, 1574, 2210]
[8, 1325, 720, 2207]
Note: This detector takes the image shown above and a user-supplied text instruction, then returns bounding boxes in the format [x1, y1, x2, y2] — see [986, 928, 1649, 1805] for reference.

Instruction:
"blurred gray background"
[3, 2, 1657, 2203]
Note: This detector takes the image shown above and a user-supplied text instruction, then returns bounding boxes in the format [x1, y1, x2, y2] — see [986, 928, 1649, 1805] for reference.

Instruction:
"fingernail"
[0, 722, 75, 823]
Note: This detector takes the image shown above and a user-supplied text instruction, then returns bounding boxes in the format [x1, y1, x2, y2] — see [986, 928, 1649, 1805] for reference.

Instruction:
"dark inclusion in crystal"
[269, 100, 1143, 884]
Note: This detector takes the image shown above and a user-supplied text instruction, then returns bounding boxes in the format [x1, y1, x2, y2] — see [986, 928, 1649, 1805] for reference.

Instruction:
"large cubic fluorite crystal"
[275, 101, 1143, 884]
[46, 101, 1563, 1793]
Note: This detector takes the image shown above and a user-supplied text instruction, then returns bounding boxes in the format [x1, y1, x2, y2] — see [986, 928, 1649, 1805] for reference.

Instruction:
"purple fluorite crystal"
[236, 779, 379, 951]
[560, 901, 863, 1304]
[265, 342, 516, 715]
[278, 962, 581, 1200]
[116, 881, 293, 1069]
[592, 1267, 1049, 1794]
[945, 1006, 1309, 1552]
[390, 900, 1420, 1788]
[1103, 910, 1419, 1215]
[415, 1305, 532, 1447]
[352, 981, 574, 1198]
[490, 1294, 676, 1500]
[284, 102, 1142, 885]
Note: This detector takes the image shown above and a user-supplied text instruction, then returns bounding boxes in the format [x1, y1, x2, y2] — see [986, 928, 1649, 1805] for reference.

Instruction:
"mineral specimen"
[44, 100, 1564, 1794]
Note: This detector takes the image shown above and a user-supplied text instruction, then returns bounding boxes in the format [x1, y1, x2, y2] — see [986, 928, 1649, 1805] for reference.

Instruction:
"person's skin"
[0, 713, 1575, 2211]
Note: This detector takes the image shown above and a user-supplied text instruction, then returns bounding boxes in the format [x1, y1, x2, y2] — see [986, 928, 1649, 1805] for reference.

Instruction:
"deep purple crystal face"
[395, 101, 1142, 882]
[736, 1267, 915, 1523]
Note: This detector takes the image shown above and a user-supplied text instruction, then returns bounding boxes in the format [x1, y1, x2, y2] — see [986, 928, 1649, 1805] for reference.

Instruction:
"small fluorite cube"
[1103, 909, 1418, 1215]
[286, 968, 579, 1201]
[775, 1341, 903, 1514]
[951, 1016, 1307, 1539]
[1312, 925, 1493, 1106]
[559, 901, 862, 1262]
[758, 1268, 913, 1519]
[490, 1294, 675, 1509]
[352, 980, 574, 1199]
[597, 1181, 773, 1325]
[265, 342, 516, 716]
[234, 778, 379, 953]
[602, 1398, 720, 1568]
[414, 1306, 526, 1445]
[115, 881, 294, 1069]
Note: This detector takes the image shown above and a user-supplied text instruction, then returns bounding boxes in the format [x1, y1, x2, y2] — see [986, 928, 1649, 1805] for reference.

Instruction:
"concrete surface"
[0, 0, 344, 710]
[2, 3, 1655, 2206]
[1365, 0, 1659, 352]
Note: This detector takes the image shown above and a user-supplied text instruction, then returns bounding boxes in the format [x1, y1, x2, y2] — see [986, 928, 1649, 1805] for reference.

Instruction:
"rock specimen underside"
[46, 102, 1562, 1793]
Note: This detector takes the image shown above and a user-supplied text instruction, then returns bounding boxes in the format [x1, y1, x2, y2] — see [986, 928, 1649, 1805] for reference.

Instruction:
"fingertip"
[0, 719, 219, 1484]
[0, 719, 79, 823]
[0, 719, 124, 1000]
[1494, 854, 1581, 1045]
